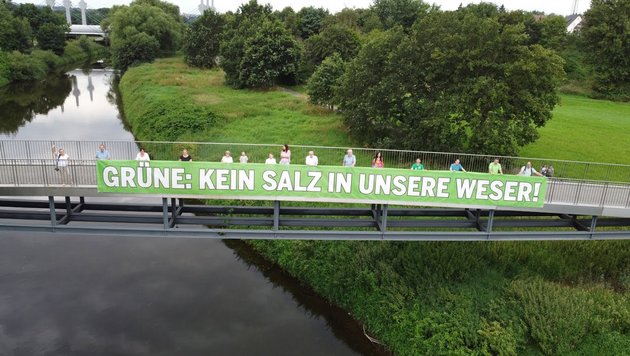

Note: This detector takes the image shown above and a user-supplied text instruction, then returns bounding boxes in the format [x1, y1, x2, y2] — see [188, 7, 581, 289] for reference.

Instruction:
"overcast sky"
[14, 0, 590, 16]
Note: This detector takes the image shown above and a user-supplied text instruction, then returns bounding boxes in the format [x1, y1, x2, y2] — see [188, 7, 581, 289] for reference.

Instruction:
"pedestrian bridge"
[1, 140, 629, 241]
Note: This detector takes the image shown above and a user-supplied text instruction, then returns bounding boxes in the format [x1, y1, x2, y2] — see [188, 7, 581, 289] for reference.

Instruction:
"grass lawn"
[521, 95, 630, 164]
[124, 57, 351, 147]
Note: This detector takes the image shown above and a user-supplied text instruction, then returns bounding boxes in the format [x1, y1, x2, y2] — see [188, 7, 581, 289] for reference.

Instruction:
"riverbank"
[119, 57, 630, 354]
[0, 38, 107, 88]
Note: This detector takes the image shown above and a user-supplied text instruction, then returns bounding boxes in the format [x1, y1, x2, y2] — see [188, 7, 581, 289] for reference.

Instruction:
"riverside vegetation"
[119, 57, 630, 355]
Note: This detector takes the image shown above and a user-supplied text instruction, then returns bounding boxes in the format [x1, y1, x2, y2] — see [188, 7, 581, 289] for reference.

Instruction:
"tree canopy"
[220, 0, 300, 88]
[105, 0, 183, 70]
[581, 0, 630, 100]
[337, 4, 565, 155]
[183, 9, 224, 68]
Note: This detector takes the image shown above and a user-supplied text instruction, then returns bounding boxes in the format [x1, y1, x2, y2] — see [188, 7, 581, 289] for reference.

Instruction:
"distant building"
[565, 14, 583, 33]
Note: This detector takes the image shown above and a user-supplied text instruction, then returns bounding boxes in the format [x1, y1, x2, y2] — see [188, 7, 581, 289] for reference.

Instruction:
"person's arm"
[450, 165, 455, 172]
[351, 157, 356, 167]
[532, 168, 543, 177]
[499, 166, 503, 174]
[518, 166, 525, 175]
[488, 164, 492, 174]
[461, 166, 466, 172]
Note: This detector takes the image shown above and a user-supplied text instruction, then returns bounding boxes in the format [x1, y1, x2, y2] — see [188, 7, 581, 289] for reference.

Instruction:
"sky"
[14, 0, 591, 16]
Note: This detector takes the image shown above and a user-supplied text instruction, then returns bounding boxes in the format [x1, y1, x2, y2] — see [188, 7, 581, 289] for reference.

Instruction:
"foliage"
[306, 53, 345, 109]
[118, 55, 630, 355]
[371, 0, 430, 29]
[274, 6, 299, 37]
[14, 4, 65, 36]
[183, 9, 224, 69]
[36, 22, 67, 55]
[296, 6, 330, 39]
[0, 50, 8, 86]
[4, 50, 46, 81]
[303, 24, 361, 72]
[220, 0, 300, 88]
[581, 0, 630, 101]
[0, 4, 32, 52]
[239, 19, 301, 88]
[337, 4, 565, 155]
[105, 0, 183, 70]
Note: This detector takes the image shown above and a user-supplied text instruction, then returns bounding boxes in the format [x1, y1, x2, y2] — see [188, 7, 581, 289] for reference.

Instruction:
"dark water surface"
[0, 70, 386, 355]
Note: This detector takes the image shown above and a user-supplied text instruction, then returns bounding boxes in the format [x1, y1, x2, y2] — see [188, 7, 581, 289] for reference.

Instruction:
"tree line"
[104, 0, 629, 155]
[0, 0, 106, 86]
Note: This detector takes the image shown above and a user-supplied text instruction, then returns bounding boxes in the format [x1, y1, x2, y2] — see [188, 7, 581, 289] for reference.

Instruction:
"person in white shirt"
[136, 148, 150, 161]
[519, 161, 543, 176]
[305, 151, 318, 166]
[265, 153, 277, 164]
[221, 151, 234, 163]
[239, 152, 248, 164]
[55, 148, 71, 185]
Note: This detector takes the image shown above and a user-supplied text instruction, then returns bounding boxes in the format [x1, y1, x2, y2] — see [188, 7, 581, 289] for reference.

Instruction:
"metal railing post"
[162, 198, 169, 230]
[273, 200, 280, 232]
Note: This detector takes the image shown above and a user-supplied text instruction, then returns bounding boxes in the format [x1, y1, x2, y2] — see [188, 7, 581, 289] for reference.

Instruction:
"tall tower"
[79, 0, 87, 25]
[63, 0, 72, 25]
[45, 0, 55, 10]
[571, 0, 579, 14]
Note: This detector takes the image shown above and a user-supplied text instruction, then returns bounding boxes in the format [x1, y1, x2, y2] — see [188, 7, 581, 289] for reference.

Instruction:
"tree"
[0, 5, 31, 52]
[581, 0, 630, 100]
[337, 5, 565, 155]
[105, 0, 183, 70]
[275, 6, 299, 37]
[183, 9, 224, 68]
[303, 25, 361, 74]
[371, 0, 430, 29]
[307, 53, 345, 109]
[238, 19, 301, 88]
[36, 22, 66, 54]
[220, 0, 300, 88]
[296, 6, 329, 39]
[220, 0, 272, 87]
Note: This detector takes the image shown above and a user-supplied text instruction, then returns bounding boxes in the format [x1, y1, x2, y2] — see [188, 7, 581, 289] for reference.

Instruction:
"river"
[0, 69, 387, 355]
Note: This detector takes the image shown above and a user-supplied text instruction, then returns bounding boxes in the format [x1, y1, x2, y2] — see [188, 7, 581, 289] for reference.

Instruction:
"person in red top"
[372, 152, 384, 168]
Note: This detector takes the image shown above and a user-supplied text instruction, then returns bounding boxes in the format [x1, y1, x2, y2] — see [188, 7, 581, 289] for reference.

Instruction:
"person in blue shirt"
[449, 159, 466, 172]
[342, 149, 356, 167]
[95, 144, 111, 160]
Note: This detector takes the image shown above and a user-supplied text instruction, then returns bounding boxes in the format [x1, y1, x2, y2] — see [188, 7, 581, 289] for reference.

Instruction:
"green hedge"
[0, 38, 107, 87]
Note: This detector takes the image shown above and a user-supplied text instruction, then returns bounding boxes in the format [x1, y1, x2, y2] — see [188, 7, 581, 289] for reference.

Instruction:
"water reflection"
[0, 68, 135, 141]
[0, 75, 71, 134]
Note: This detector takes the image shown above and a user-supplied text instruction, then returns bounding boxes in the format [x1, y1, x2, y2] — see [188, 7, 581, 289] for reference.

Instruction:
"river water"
[0, 69, 386, 355]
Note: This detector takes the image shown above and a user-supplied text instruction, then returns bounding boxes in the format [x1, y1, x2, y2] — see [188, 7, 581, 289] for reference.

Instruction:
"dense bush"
[306, 53, 345, 109]
[5, 50, 47, 81]
[118, 63, 218, 141]
[0, 51, 9, 86]
[36, 22, 67, 55]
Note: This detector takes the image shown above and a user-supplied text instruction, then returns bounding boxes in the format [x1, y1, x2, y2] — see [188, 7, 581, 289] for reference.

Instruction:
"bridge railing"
[1, 140, 630, 183]
[1, 158, 630, 210]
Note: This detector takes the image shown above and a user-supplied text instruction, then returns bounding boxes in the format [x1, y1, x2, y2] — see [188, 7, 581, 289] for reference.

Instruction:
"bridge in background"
[1, 140, 629, 240]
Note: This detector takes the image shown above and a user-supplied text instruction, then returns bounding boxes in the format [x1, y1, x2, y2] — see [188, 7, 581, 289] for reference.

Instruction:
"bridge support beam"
[48, 196, 56, 230]
[273, 200, 280, 232]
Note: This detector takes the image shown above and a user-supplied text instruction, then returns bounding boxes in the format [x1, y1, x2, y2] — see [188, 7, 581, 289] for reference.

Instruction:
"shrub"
[5, 50, 47, 81]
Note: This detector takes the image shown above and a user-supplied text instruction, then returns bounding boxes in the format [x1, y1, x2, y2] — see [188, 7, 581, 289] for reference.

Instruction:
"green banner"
[96, 160, 547, 208]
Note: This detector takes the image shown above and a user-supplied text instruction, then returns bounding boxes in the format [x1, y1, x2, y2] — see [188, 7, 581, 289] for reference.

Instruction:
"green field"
[119, 57, 630, 355]
[521, 95, 630, 164]
[120, 57, 350, 147]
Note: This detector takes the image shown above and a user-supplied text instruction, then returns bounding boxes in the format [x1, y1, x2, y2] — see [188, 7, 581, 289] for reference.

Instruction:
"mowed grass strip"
[521, 95, 630, 164]
[123, 57, 351, 147]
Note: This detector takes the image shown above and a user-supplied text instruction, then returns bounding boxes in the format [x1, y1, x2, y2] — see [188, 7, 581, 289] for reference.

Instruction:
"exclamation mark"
[533, 183, 541, 202]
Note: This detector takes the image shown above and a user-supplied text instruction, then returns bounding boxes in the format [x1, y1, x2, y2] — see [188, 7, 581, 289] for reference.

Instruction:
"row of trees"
[0, 2, 67, 55]
[105, 0, 628, 154]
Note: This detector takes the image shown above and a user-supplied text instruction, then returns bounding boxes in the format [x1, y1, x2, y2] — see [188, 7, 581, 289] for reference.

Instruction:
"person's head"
[455, 159, 460, 164]
[59, 148, 65, 155]
[493, 158, 499, 164]
[225, 151, 231, 156]
[526, 161, 532, 167]
[308, 150, 314, 157]
[374, 152, 382, 159]
[282, 144, 289, 152]
[241, 151, 246, 156]
[182, 149, 189, 156]
[268, 153, 274, 158]
[140, 148, 145, 153]
[347, 149, 353, 156]
[416, 158, 421, 164]
[99, 144, 105, 152]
